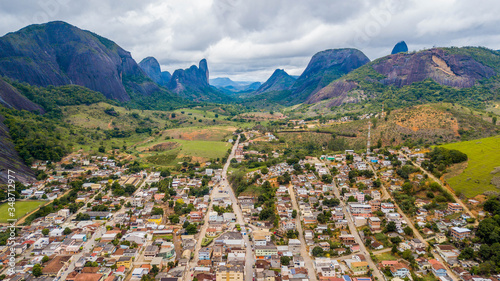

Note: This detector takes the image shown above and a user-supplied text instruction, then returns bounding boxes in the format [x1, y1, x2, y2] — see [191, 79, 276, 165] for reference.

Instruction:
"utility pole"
[366, 122, 371, 155]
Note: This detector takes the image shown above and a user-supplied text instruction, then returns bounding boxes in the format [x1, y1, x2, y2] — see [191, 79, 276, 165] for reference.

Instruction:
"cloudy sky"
[1, 0, 500, 81]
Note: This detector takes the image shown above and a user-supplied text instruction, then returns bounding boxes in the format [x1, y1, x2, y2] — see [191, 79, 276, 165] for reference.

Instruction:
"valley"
[0, 19, 499, 281]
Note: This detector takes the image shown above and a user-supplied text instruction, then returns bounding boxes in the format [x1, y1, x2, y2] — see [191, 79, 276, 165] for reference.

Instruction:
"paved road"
[367, 161, 459, 281]
[400, 153, 477, 225]
[288, 185, 318, 281]
[182, 177, 219, 281]
[220, 136, 254, 281]
[330, 180, 385, 281]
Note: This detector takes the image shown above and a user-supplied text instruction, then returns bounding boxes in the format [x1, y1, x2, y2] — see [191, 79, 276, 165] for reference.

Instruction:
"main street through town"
[220, 136, 255, 281]
[183, 135, 254, 281]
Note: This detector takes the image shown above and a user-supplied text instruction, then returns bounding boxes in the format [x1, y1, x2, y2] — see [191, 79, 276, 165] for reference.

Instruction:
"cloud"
[1, 0, 500, 81]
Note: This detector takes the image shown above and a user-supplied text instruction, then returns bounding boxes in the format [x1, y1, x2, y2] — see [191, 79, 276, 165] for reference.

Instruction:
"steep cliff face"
[373, 48, 495, 87]
[167, 59, 229, 102]
[0, 114, 35, 184]
[254, 69, 296, 95]
[0, 79, 44, 113]
[289, 48, 370, 103]
[0, 79, 44, 184]
[139, 56, 171, 86]
[306, 47, 499, 106]
[0, 21, 160, 101]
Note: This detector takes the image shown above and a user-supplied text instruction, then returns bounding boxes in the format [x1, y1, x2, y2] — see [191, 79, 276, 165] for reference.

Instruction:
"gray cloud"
[1, 0, 500, 81]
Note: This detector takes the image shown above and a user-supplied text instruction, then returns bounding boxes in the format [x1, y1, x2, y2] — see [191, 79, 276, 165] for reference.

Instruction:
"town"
[0, 129, 495, 281]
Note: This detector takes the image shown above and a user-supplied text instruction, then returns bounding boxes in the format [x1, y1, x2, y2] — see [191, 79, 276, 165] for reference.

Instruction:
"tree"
[186, 224, 197, 235]
[391, 244, 399, 254]
[42, 255, 50, 263]
[384, 221, 397, 233]
[292, 209, 297, 219]
[261, 167, 269, 175]
[63, 227, 72, 235]
[458, 247, 475, 260]
[151, 265, 159, 276]
[493, 116, 497, 125]
[151, 207, 164, 216]
[281, 256, 291, 266]
[42, 228, 50, 236]
[32, 264, 43, 277]
[403, 226, 414, 237]
[312, 246, 324, 257]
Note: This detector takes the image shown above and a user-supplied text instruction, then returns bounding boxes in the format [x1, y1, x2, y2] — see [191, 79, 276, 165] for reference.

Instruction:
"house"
[223, 213, 236, 223]
[389, 262, 410, 277]
[409, 238, 425, 249]
[349, 204, 372, 218]
[435, 244, 460, 264]
[381, 203, 395, 213]
[49, 229, 65, 237]
[368, 217, 381, 232]
[42, 255, 71, 276]
[199, 247, 212, 260]
[148, 215, 162, 225]
[280, 220, 296, 230]
[448, 203, 463, 213]
[255, 244, 278, 258]
[216, 265, 244, 281]
[189, 211, 204, 222]
[435, 234, 447, 244]
[348, 261, 369, 275]
[116, 256, 133, 269]
[450, 227, 471, 240]
[132, 268, 149, 279]
[429, 259, 447, 277]
[74, 273, 103, 281]
[288, 239, 301, 254]
[144, 245, 159, 260]
[34, 238, 50, 249]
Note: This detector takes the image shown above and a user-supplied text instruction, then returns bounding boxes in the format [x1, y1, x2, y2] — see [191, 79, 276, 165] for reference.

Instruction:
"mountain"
[288, 48, 370, 103]
[0, 79, 44, 113]
[305, 47, 500, 108]
[254, 69, 296, 95]
[0, 21, 161, 101]
[391, 41, 408, 54]
[210, 77, 262, 93]
[167, 59, 231, 102]
[139, 57, 171, 86]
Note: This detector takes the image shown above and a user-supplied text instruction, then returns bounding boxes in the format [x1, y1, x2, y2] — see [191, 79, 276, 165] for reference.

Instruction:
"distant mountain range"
[0, 21, 498, 111]
[210, 77, 261, 94]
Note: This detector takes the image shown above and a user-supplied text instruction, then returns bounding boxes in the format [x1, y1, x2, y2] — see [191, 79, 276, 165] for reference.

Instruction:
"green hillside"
[441, 135, 500, 197]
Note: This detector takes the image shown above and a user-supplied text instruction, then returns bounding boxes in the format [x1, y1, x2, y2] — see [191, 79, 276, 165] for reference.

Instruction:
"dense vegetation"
[5, 78, 108, 116]
[1, 108, 72, 164]
[421, 147, 468, 177]
[463, 196, 500, 275]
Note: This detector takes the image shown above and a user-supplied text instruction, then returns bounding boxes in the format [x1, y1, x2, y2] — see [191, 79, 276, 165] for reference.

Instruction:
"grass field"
[0, 200, 45, 223]
[441, 135, 500, 197]
[373, 251, 398, 262]
[143, 139, 231, 166]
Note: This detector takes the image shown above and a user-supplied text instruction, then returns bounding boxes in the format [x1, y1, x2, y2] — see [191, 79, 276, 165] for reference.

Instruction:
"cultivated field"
[0, 200, 45, 223]
[441, 135, 500, 197]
